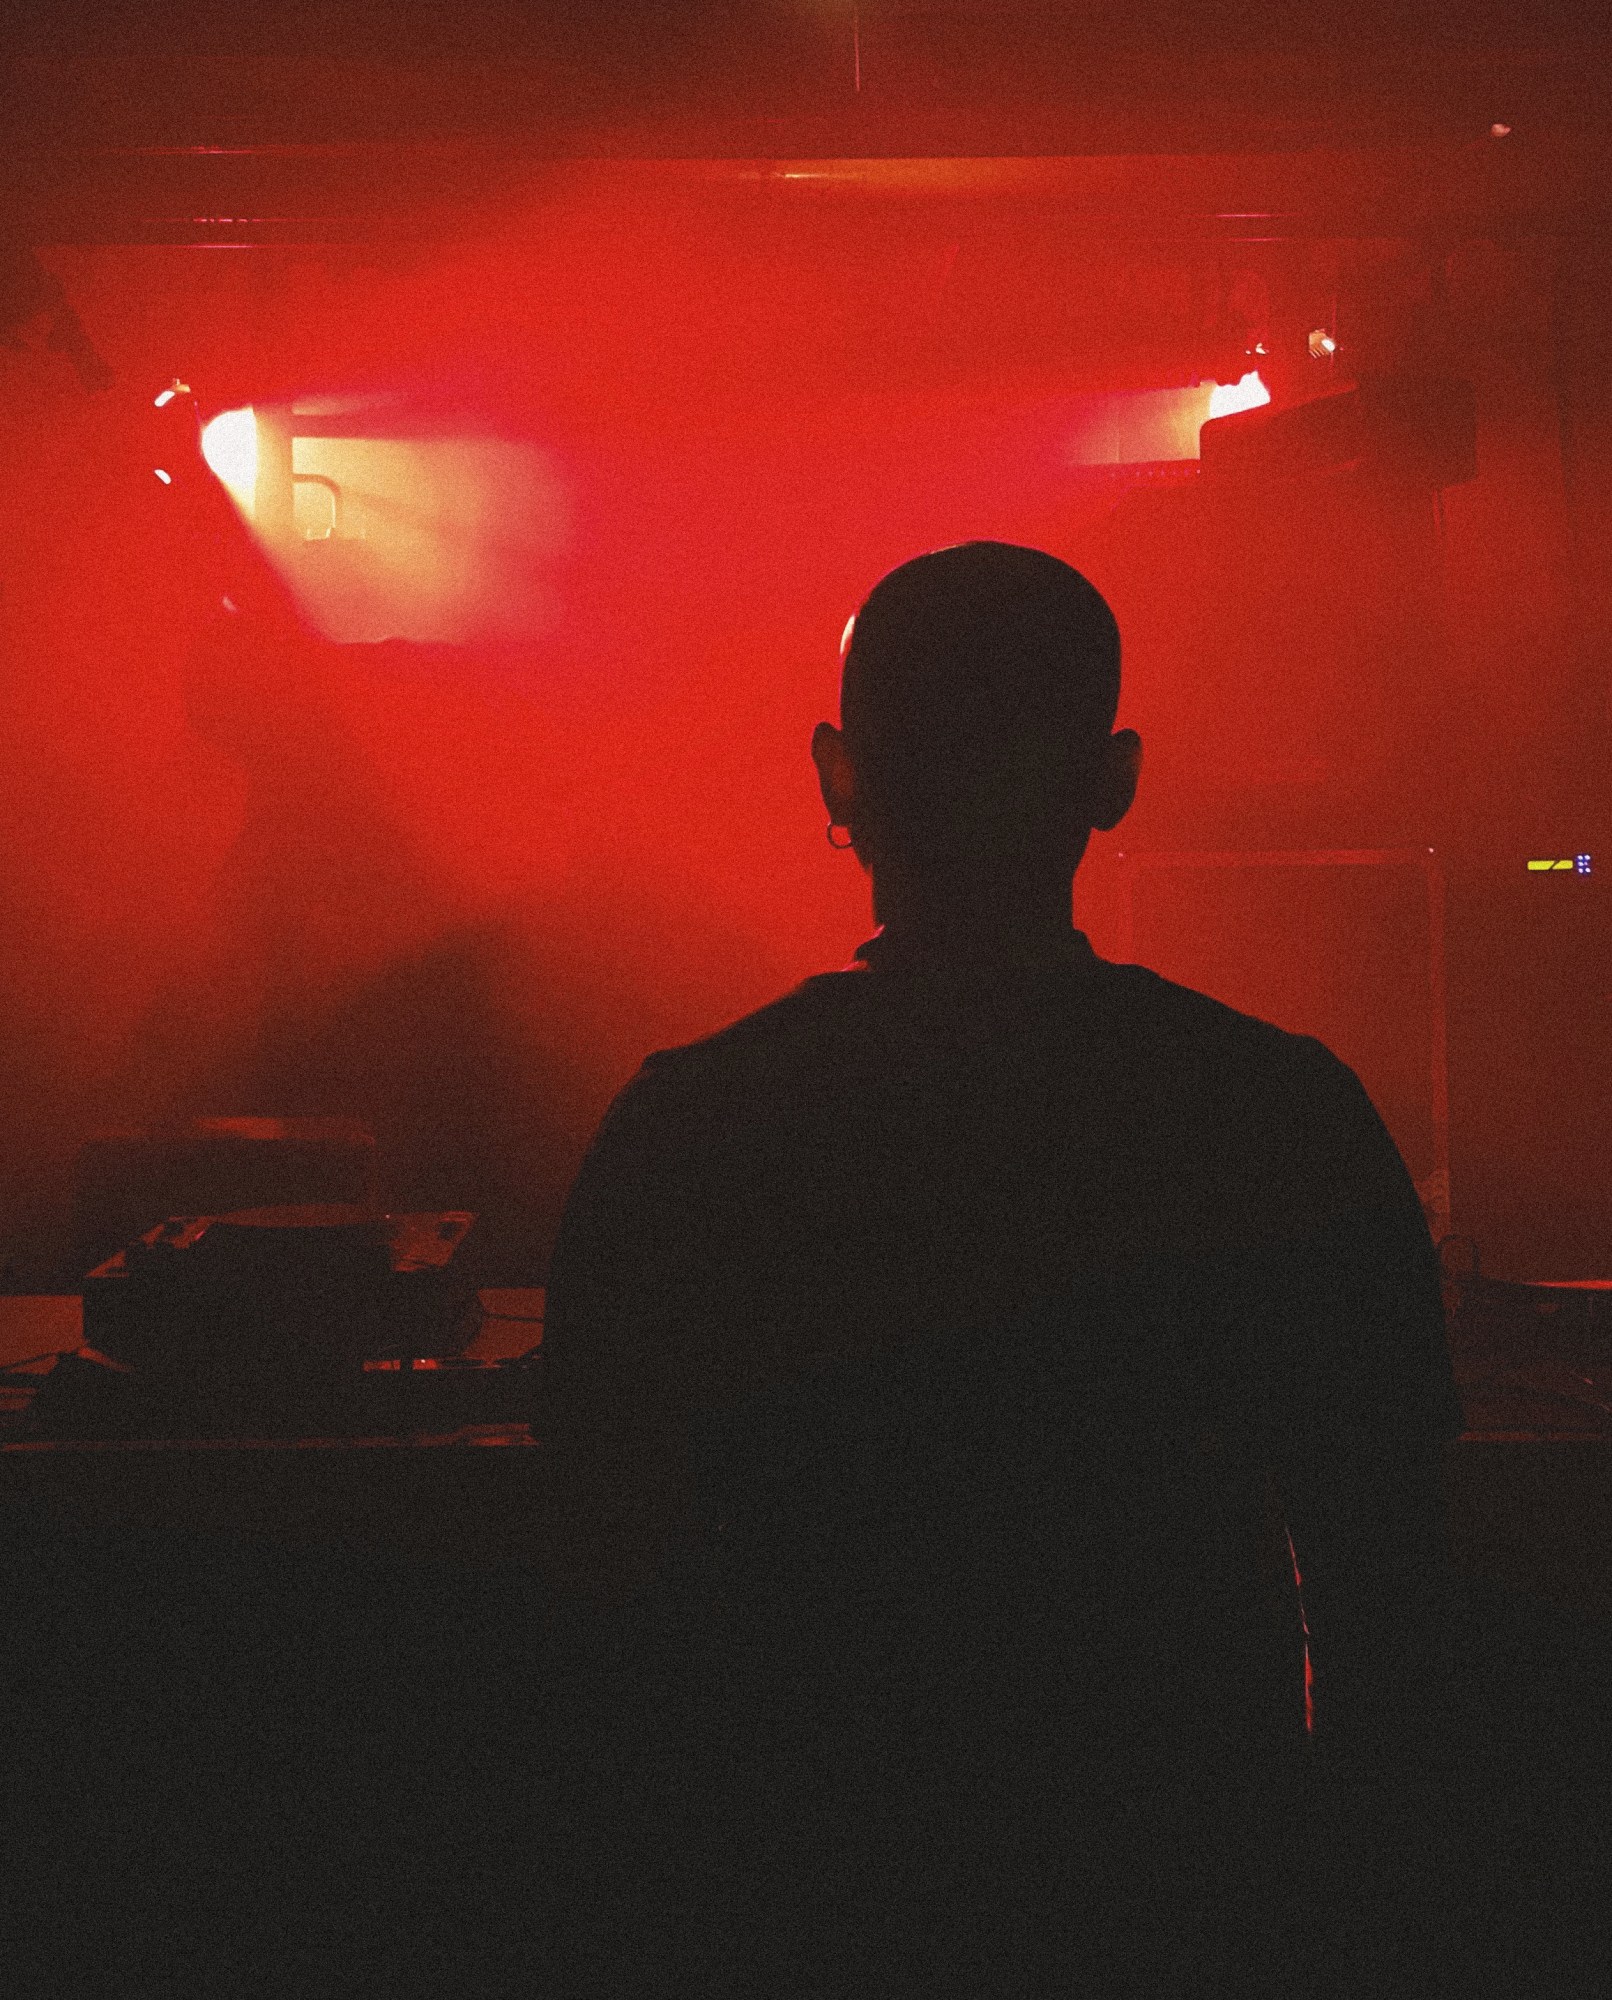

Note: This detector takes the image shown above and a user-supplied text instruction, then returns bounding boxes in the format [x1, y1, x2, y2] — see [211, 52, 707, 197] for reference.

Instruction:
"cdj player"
[81, 1205, 480, 1370]
[24, 1206, 537, 1440]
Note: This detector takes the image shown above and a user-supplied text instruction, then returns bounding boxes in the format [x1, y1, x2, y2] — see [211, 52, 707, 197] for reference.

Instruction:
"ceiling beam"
[12, 139, 1612, 248]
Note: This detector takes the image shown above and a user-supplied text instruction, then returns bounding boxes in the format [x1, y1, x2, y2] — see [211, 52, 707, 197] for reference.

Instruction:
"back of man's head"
[839, 541, 1121, 866]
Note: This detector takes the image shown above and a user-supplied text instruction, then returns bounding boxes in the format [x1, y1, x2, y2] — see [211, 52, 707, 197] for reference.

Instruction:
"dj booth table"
[3, 1289, 1612, 1622]
[4, 1291, 1609, 1997]
[0, 1292, 555, 1572]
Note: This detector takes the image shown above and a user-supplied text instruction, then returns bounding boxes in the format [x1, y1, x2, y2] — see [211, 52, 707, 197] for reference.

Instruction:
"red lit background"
[3, 9, 1609, 1285]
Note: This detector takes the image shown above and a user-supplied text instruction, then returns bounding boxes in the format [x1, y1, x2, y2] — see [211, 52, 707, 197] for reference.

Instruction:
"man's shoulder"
[636, 957, 1348, 1097]
[1107, 960, 1341, 1074]
[1105, 963, 1381, 1162]
[632, 974, 865, 1088]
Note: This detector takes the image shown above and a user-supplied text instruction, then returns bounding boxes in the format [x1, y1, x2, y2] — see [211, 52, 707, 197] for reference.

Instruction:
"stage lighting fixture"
[1207, 370, 1271, 419]
[153, 380, 190, 408]
[201, 407, 258, 514]
[1200, 374, 1477, 485]
[1308, 330, 1338, 360]
[1065, 373, 1272, 466]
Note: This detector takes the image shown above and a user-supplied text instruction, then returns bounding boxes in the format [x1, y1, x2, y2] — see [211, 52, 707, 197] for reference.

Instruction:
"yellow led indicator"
[1526, 859, 1575, 870]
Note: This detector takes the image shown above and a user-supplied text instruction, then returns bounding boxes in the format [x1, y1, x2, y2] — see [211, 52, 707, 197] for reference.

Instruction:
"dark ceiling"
[12, 2, 1612, 144]
[6, 2, 1612, 243]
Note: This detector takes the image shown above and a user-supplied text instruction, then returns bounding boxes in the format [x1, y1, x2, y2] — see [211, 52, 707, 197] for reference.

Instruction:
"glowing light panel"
[201, 407, 258, 515]
[1207, 371, 1271, 420]
[1068, 373, 1272, 466]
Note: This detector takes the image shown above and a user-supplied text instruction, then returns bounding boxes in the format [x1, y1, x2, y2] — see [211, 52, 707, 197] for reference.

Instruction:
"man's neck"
[869, 858, 1078, 955]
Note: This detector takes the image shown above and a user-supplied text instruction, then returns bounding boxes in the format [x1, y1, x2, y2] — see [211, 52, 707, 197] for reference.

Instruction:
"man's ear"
[1088, 728, 1141, 833]
[812, 721, 856, 826]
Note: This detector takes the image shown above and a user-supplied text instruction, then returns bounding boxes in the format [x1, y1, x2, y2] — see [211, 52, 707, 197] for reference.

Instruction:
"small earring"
[826, 821, 855, 849]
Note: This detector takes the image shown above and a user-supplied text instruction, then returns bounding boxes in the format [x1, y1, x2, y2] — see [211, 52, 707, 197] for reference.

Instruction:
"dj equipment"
[1444, 1270, 1612, 1421]
[73, 1118, 378, 1280]
[22, 1206, 516, 1440]
[22, 1343, 537, 1442]
[81, 1206, 478, 1370]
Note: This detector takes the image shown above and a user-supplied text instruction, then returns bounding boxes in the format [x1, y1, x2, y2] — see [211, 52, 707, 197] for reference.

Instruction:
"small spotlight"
[1307, 330, 1338, 360]
[154, 389, 176, 408]
[153, 467, 172, 484]
[1490, 123, 1512, 139]
[153, 379, 192, 408]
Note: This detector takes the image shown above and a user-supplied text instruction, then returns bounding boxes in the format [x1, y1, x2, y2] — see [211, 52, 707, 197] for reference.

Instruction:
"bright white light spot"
[840, 613, 856, 658]
[201, 406, 258, 515]
[1490, 122, 1512, 138]
[1207, 371, 1271, 419]
[153, 467, 172, 484]
[154, 388, 176, 408]
[1307, 330, 1338, 360]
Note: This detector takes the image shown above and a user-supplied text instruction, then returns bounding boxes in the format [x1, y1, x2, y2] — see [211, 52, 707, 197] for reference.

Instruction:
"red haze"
[1, 177, 1606, 1281]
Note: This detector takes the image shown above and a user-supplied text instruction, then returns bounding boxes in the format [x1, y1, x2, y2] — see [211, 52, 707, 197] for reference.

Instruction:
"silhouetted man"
[539, 542, 1463, 1994]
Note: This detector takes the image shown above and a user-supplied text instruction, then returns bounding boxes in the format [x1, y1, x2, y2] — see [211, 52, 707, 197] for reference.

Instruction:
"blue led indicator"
[1576, 854, 1593, 875]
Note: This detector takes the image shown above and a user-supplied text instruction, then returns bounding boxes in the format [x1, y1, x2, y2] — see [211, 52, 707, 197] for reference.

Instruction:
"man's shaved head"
[835, 541, 1123, 865]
